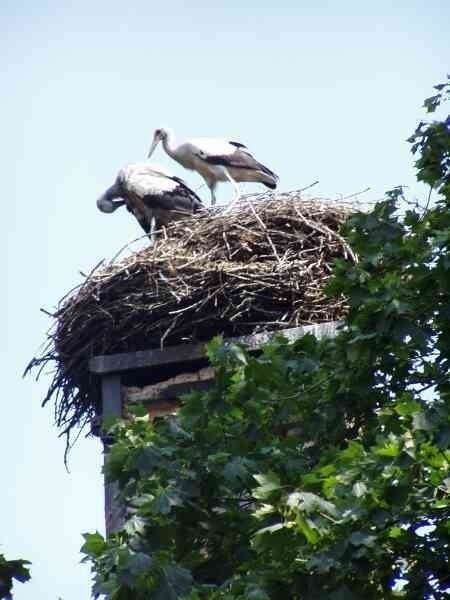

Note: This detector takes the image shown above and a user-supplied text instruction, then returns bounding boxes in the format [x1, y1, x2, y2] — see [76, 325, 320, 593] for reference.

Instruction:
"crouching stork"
[96, 162, 203, 244]
[147, 128, 278, 208]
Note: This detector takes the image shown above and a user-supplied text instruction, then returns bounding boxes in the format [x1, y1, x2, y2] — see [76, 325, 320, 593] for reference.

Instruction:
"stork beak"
[97, 195, 125, 213]
[147, 137, 159, 159]
[97, 195, 116, 213]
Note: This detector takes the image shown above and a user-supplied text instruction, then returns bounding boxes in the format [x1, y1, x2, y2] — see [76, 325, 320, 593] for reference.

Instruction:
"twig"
[298, 180, 319, 193]
[339, 187, 371, 202]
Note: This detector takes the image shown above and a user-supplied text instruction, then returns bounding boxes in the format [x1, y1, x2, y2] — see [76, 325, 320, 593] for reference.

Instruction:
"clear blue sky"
[1, 1, 449, 598]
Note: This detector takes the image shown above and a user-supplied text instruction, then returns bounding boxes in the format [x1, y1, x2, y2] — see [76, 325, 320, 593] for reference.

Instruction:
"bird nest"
[27, 191, 357, 439]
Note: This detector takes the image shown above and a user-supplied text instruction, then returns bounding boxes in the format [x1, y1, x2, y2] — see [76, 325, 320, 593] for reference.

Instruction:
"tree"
[0, 553, 31, 600]
[82, 78, 450, 599]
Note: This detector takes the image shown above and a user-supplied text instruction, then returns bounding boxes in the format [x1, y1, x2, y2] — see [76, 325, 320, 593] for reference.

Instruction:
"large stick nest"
[27, 191, 356, 438]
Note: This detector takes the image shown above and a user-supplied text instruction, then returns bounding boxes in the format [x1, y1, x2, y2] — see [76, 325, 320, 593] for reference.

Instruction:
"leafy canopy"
[0, 553, 31, 600]
[82, 78, 450, 599]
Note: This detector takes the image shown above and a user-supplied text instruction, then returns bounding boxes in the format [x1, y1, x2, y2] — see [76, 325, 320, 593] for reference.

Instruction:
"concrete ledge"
[90, 321, 340, 375]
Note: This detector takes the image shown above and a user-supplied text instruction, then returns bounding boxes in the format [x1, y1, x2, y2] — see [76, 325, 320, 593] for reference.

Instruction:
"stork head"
[96, 181, 124, 213]
[148, 127, 171, 158]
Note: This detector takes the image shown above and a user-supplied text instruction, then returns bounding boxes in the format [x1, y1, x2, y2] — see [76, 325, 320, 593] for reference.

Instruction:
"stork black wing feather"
[204, 149, 278, 180]
[126, 204, 151, 233]
[229, 141, 248, 149]
[170, 177, 203, 207]
[141, 190, 202, 215]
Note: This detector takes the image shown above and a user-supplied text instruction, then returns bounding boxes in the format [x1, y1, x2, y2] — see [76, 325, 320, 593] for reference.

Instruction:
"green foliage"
[83, 82, 450, 599]
[408, 76, 450, 198]
[0, 553, 31, 599]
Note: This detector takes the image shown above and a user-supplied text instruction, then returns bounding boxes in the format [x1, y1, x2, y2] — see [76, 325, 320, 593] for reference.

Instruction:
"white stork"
[96, 162, 203, 244]
[147, 128, 278, 207]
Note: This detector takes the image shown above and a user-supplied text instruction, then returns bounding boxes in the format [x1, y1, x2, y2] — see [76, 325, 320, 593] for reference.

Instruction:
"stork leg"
[210, 184, 217, 207]
[149, 215, 157, 247]
[222, 168, 241, 214]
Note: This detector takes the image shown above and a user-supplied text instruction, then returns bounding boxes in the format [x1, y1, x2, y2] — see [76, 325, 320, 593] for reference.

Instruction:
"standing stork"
[147, 128, 278, 207]
[96, 162, 203, 244]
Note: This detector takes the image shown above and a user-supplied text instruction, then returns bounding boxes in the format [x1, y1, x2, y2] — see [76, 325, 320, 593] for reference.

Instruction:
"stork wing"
[141, 183, 203, 216]
[119, 162, 181, 199]
[171, 176, 203, 207]
[126, 204, 151, 234]
[191, 140, 277, 179]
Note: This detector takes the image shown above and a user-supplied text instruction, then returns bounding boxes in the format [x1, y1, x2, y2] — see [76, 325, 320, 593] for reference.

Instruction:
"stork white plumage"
[147, 128, 278, 207]
[96, 162, 203, 244]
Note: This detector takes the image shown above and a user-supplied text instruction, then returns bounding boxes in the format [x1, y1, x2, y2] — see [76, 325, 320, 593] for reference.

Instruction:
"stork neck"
[162, 131, 177, 158]
[105, 181, 121, 199]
